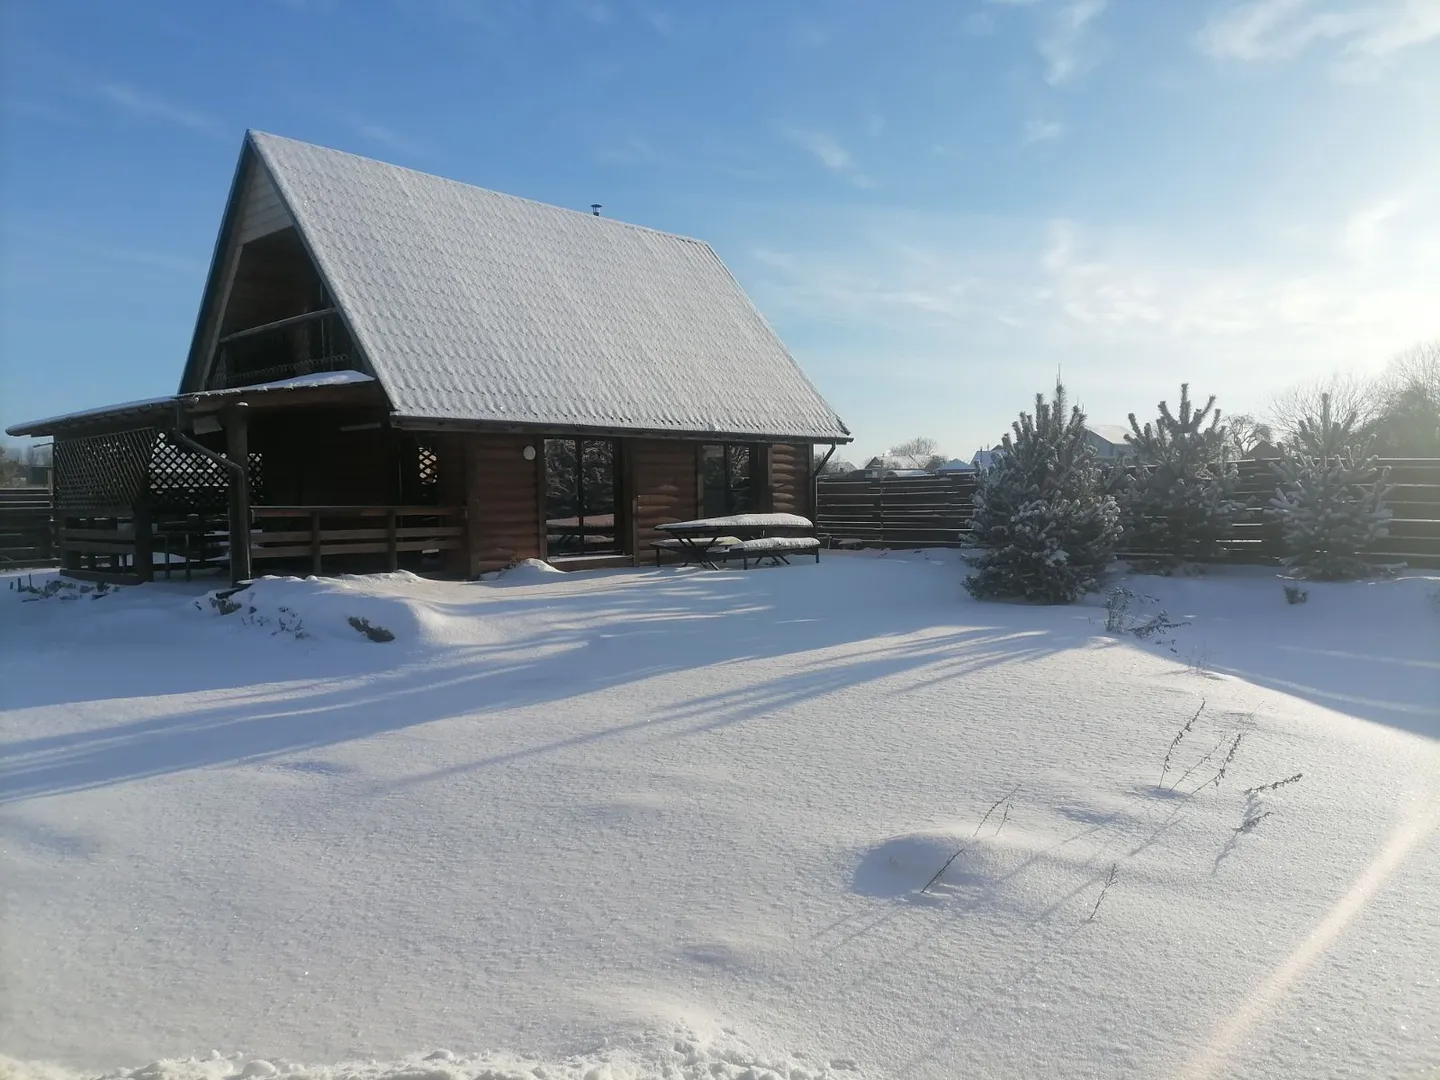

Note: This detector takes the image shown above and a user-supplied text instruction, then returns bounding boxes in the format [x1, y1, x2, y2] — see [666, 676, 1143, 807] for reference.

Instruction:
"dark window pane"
[702, 445, 727, 517]
[580, 440, 617, 550]
[729, 445, 753, 513]
[545, 439, 581, 554]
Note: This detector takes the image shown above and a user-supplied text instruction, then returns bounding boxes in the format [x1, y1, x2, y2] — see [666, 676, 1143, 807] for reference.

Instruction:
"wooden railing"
[250, 505, 465, 574]
[55, 507, 143, 583]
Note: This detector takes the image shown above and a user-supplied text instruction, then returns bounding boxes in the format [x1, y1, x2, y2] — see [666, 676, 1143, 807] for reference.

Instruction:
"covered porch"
[13, 376, 466, 586]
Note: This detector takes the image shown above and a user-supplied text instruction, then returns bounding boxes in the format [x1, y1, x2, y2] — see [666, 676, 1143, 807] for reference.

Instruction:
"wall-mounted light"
[522, 444, 536, 460]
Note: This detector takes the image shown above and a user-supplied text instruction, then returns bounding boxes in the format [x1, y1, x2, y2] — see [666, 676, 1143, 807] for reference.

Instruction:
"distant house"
[935, 458, 975, 474]
[846, 455, 937, 479]
[1084, 424, 1134, 461]
[7, 131, 851, 584]
[971, 447, 1004, 471]
[845, 463, 931, 479]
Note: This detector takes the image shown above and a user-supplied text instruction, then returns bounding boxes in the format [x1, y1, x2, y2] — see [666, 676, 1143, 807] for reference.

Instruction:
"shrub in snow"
[1270, 394, 1393, 581]
[348, 615, 395, 642]
[1122, 384, 1243, 567]
[965, 382, 1121, 603]
[12, 576, 113, 601]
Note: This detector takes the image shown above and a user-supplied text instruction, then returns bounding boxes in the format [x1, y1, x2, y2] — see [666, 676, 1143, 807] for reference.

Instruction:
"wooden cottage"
[8, 132, 851, 584]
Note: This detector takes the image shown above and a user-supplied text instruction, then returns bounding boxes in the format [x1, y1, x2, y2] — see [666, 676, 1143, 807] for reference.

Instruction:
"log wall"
[461, 433, 544, 574]
[632, 439, 700, 553]
[770, 443, 810, 519]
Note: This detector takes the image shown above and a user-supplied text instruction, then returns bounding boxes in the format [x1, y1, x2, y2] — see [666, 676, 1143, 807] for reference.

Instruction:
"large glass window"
[701, 444, 754, 518]
[545, 438, 619, 555]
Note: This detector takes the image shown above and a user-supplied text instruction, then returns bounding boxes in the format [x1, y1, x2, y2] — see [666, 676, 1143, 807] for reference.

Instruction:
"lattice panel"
[54, 428, 157, 511]
[147, 439, 265, 514]
[417, 441, 438, 496]
[247, 451, 265, 505]
[148, 436, 230, 513]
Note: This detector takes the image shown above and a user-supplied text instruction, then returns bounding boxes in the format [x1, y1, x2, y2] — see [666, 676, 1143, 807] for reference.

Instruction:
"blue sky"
[2, 0, 1438, 462]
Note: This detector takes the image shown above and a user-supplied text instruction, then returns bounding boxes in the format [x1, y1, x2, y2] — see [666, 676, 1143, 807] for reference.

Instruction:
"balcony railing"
[209, 309, 358, 390]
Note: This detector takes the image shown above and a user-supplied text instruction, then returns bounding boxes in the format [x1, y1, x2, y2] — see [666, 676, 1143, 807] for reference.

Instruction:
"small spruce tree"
[1271, 394, 1392, 580]
[1123, 384, 1243, 566]
[965, 382, 1122, 603]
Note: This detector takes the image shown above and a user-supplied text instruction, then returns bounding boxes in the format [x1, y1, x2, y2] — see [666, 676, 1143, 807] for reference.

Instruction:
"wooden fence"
[816, 459, 1440, 567]
[0, 489, 55, 569]
[815, 473, 977, 547]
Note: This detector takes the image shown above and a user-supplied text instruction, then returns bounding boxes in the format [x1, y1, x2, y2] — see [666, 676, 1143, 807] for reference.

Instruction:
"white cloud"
[347, 121, 423, 156]
[1339, 192, 1413, 262]
[783, 128, 851, 171]
[639, 6, 678, 36]
[568, 0, 612, 24]
[862, 104, 886, 138]
[1041, 0, 1108, 85]
[1024, 118, 1065, 142]
[778, 126, 876, 188]
[1199, 0, 1440, 73]
[86, 79, 223, 137]
[961, 11, 996, 36]
[747, 185, 1440, 434]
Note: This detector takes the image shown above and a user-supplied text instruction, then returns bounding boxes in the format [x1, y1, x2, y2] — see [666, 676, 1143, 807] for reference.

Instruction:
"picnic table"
[653, 513, 819, 569]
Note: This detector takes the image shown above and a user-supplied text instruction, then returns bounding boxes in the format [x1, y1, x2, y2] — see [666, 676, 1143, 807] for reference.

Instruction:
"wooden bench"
[711, 535, 821, 569]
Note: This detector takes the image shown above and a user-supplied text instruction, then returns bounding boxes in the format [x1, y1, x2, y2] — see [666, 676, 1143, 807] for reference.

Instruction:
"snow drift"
[2, 554, 1437, 1079]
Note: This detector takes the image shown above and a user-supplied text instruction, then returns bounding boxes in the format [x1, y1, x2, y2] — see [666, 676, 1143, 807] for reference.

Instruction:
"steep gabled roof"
[189, 131, 849, 442]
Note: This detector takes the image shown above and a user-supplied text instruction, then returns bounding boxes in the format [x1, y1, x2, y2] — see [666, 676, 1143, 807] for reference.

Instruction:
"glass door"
[545, 438, 619, 555]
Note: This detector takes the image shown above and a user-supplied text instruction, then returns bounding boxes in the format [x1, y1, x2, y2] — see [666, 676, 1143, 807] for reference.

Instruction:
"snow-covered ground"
[2, 553, 1438, 1080]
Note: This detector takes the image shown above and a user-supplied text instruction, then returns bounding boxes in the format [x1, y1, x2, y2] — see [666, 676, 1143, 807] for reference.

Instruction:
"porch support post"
[133, 496, 154, 583]
[226, 405, 252, 584]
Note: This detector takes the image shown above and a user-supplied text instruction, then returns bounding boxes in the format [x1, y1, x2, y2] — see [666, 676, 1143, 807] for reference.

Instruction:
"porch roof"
[6, 372, 381, 438]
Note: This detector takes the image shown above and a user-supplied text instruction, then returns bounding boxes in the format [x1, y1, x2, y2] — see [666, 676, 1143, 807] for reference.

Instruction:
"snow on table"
[1, 557, 1438, 1080]
[654, 512, 813, 532]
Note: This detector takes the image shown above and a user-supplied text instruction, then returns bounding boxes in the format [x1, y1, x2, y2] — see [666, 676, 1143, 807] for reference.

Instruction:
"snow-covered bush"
[965, 383, 1121, 603]
[1122, 384, 1243, 567]
[1270, 393, 1391, 580]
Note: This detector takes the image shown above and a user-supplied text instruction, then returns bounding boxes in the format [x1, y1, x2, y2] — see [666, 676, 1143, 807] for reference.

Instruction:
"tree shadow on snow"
[0, 564, 1092, 804]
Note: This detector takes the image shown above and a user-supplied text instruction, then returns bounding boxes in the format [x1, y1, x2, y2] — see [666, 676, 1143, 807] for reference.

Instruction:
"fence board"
[0, 489, 55, 568]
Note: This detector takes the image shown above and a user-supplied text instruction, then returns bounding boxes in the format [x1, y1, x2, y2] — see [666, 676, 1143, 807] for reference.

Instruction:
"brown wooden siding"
[188, 157, 297, 391]
[235, 165, 293, 243]
[632, 439, 700, 554]
[462, 434, 542, 574]
[770, 443, 810, 519]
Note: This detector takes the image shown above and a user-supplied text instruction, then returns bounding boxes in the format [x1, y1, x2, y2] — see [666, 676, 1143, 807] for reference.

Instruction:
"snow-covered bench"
[710, 535, 821, 570]
[651, 536, 742, 566]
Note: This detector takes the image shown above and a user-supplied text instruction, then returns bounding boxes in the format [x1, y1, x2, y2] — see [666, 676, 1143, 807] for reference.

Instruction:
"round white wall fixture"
[522, 444, 537, 461]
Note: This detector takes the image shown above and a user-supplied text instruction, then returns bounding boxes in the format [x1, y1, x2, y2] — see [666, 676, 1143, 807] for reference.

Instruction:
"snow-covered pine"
[1271, 393, 1392, 580]
[965, 382, 1121, 603]
[1122, 383, 1243, 566]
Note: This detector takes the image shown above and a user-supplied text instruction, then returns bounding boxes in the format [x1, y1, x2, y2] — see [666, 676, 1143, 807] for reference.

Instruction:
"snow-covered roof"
[935, 458, 974, 472]
[1086, 424, 1132, 447]
[5, 373, 380, 437]
[240, 132, 850, 442]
